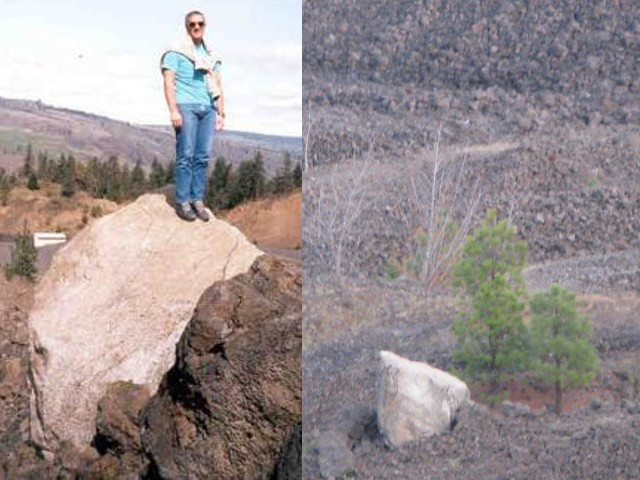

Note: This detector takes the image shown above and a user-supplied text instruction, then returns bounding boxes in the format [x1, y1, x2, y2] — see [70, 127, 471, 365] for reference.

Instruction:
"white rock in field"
[28, 194, 262, 451]
[377, 350, 470, 448]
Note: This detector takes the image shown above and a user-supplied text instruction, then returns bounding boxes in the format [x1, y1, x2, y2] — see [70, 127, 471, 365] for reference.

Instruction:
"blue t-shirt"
[161, 45, 220, 105]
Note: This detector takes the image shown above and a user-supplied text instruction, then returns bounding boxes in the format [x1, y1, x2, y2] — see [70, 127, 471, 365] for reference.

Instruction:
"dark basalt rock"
[141, 255, 302, 479]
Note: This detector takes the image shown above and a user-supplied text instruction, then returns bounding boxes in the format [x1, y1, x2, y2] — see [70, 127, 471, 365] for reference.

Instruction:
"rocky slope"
[303, 0, 640, 279]
[303, 1, 640, 479]
[303, 0, 640, 163]
[303, 282, 640, 480]
[1, 254, 301, 480]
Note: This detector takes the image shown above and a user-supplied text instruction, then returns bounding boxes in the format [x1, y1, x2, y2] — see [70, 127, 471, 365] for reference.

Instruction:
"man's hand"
[170, 110, 183, 129]
[215, 114, 225, 131]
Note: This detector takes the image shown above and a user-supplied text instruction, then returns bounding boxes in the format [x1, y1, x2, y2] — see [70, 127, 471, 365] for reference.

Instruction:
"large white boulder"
[28, 194, 262, 451]
[377, 350, 470, 448]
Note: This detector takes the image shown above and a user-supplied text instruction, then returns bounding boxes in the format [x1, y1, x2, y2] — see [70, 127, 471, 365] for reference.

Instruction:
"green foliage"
[383, 259, 402, 280]
[452, 210, 527, 296]
[130, 160, 147, 198]
[338, 468, 359, 480]
[228, 152, 267, 206]
[0, 169, 11, 206]
[22, 143, 33, 178]
[4, 222, 37, 281]
[165, 159, 175, 185]
[273, 153, 294, 193]
[37, 152, 49, 180]
[149, 157, 166, 189]
[27, 172, 40, 190]
[12, 144, 297, 209]
[530, 284, 599, 413]
[293, 161, 302, 188]
[61, 161, 76, 198]
[451, 210, 529, 394]
[206, 156, 233, 210]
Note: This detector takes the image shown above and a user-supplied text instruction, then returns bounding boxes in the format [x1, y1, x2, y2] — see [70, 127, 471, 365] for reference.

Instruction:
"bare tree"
[406, 130, 482, 296]
[303, 140, 375, 288]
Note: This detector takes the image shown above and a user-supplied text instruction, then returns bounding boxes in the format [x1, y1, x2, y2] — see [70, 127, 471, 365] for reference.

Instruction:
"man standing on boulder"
[161, 10, 225, 222]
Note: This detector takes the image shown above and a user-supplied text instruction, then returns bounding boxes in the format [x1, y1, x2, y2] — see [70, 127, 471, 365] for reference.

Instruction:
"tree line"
[3, 144, 302, 209]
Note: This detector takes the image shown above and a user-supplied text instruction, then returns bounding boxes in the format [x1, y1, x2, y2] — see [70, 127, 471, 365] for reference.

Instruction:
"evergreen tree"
[7, 173, 18, 188]
[121, 164, 132, 198]
[27, 172, 40, 190]
[451, 210, 529, 395]
[104, 156, 123, 201]
[251, 151, 266, 198]
[37, 152, 49, 181]
[530, 285, 599, 414]
[84, 157, 102, 197]
[293, 161, 302, 188]
[274, 153, 294, 193]
[130, 160, 146, 198]
[54, 153, 67, 183]
[22, 143, 34, 178]
[0, 169, 10, 206]
[149, 157, 166, 189]
[61, 154, 76, 197]
[4, 221, 37, 281]
[228, 157, 265, 207]
[165, 159, 175, 185]
[206, 156, 232, 209]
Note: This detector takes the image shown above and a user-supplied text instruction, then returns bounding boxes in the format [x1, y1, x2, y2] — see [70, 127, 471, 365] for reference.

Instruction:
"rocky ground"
[302, 279, 640, 479]
[303, 0, 640, 478]
[0, 191, 303, 479]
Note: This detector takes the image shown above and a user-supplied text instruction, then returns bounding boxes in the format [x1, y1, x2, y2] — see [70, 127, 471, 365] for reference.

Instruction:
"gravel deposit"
[303, 0, 640, 478]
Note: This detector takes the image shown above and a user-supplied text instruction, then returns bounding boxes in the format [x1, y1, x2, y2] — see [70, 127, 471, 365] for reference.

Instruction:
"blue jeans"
[174, 103, 215, 204]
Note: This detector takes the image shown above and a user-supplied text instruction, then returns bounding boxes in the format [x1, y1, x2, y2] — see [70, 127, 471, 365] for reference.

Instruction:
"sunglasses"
[189, 21, 205, 28]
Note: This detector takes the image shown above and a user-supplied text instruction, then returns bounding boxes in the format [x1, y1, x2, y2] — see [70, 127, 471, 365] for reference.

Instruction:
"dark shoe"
[175, 202, 197, 222]
[192, 200, 211, 222]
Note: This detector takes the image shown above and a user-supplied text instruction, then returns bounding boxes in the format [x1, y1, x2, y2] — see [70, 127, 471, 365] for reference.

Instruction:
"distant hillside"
[0, 96, 302, 174]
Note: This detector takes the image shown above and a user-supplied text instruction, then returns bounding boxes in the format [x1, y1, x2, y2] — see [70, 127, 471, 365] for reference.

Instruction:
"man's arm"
[162, 69, 182, 129]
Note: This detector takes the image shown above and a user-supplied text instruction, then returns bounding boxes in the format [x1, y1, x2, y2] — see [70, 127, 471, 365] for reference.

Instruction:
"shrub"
[4, 222, 37, 281]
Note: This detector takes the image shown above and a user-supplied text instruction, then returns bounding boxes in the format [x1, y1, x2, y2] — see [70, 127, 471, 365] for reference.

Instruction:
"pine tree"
[84, 157, 102, 197]
[130, 160, 146, 198]
[530, 285, 599, 414]
[121, 164, 132, 198]
[27, 172, 40, 190]
[4, 221, 38, 281]
[451, 210, 529, 395]
[274, 153, 294, 193]
[293, 161, 302, 188]
[104, 156, 123, 201]
[149, 157, 166, 189]
[37, 152, 49, 181]
[0, 169, 10, 206]
[165, 159, 175, 185]
[228, 155, 266, 207]
[206, 156, 232, 209]
[22, 143, 34, 178]
[54, 153, 67, 183]
[61, 155, 76, 198]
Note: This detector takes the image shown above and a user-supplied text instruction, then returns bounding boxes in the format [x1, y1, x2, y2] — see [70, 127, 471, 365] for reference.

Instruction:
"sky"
[0, 0, 301, 136]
